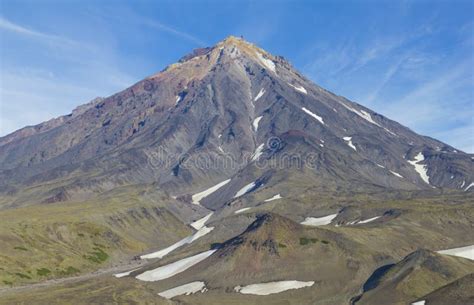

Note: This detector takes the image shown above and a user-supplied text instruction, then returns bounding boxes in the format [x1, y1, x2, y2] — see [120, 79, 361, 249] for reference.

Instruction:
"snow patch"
[460, 180, 465, 188]
[175, 95, 182, 105]
[339, 102, 395, 135]
[437, 245, 474, 260]
[301, 107, 324, 125]
[376, 164, 385, 168]
[114, 268, 140, 278]
[411, 301, 425, 305]
[358, 216, 381, 224]
[234, 181, 257, 198]
[190, 212, 213, 230]
[407, 152, 430, 185]
[256, 52, 276, 73]
[253, 116, 263, 132]
[390, 170, 404, 178]
[301, 213, 338, 226]
[465, 182, 474, 191]
[343, 137, 356, 151]
[288, 83, 307, 94]
[251, 144, 265, 161]
[264, 194, 282, 202]
[158, 281, 207, 299]
[235, 207, 251, 214]
[254, 88, 265, 102]
[234, 280, 314, 295]
[140, 226, 214, 260]
[136, 250, 216, 281]
[192, 179, 231, 205]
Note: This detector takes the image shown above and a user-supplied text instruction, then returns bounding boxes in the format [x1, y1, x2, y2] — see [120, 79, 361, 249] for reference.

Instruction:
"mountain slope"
[1, 36, 473, 209]
[352, 249, 474, 305]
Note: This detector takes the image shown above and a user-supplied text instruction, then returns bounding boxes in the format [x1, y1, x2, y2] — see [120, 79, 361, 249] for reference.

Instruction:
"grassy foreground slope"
[0, 186, 191, 287]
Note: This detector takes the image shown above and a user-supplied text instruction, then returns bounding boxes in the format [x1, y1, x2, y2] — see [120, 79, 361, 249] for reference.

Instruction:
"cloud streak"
[142, 19, 206, 46]
[0, 17, 83, 47]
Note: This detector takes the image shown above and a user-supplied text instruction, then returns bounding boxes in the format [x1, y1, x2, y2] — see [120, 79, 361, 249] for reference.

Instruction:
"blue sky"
[1, 0, 473, 152]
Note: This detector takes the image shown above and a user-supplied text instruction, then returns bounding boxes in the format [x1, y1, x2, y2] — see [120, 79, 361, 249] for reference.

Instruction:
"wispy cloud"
[0, 17, 136, 136]
[379, 61, 473, 151]
[0, 16, 83, 47]
[142, 19, 206, 46]
[364, 56, 406, 104]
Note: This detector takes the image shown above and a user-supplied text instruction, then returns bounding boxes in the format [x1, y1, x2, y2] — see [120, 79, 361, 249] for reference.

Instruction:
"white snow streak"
[140, 226, 214, 260]
[256, 52, 276, 73]
[358, 216, 381, 224]
[235, 207, 252, 214]
[390, 170, 404, 178]
[136, 250, 216, 282]
[158, 281, 207, 299]
[253, 116, 263, 132]
[191, 179, 231, 205]
[407, 152, 430, 185]
[251, 144, 265, 161]
[301, 107, 324, 125]
[465, 182, 474, 191]
[175, 95, 182, 105]
[437, 245, 474, 260]
[264, 194, 282, 202]
[190, 212, 213, 230]
[411, 301, 425, 305]
[114, 268, 140, 278]
[340, 102, 380, 127]
[234, 280, 314, 295]
[339, 102, 396, 135]
[254, 88, 265, 101]
[343, 137, 356, 151]
[234, 181, 257, 198]
[301, 213, 338, 226]
[288, 83, 307, 94]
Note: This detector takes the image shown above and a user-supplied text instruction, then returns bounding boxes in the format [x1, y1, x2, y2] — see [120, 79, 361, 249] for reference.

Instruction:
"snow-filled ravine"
[264, 194, 282, 202]
[254, 88, 265, 102]
[288, 83, 307, 94]
[235, 207, 252, 214]
[437, 245, 474, 260]
[158, 281, 207, 299]
[191, 179, 231, 205]
[301, 107, 324, 125]
[256, 52, 276, 73]
[253, 116, 263, 132]
[338, 101, 396, 136]
[113, 268, 140, 278]
[234, 280, 314, 295]
[357, 216, 381, 224]
[346, 216, 381, 226]
[141, 213, 214, 260]
[464, 182, 474, 191]
[190, 212, 213, 230]
[407, 152, 431, 185]
[343, 137, 356, 151]
[234, 181, 258, 198]
[251, 144, 265, 161]
[136, 250, 216, 282]
[301, 213, 338, 226]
